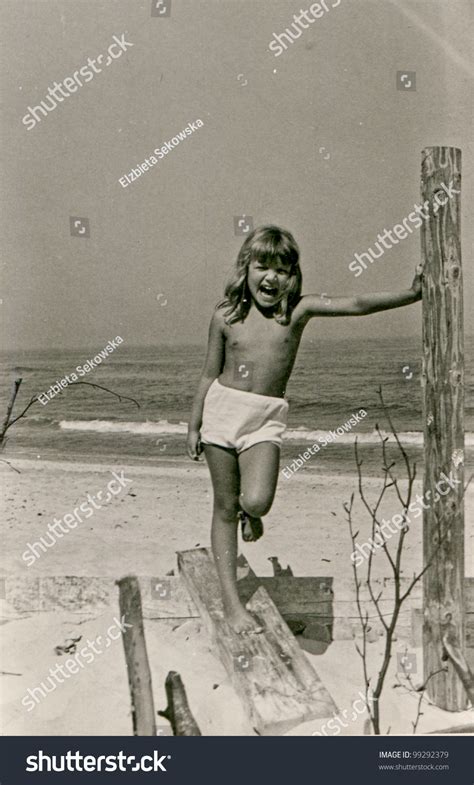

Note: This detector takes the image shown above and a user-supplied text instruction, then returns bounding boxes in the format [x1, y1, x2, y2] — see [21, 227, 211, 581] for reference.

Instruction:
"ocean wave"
[21, 415, 57, 427]
[58, 419, 474, 446]
[285, 428, 474, 447]
[59, 419, 188, 435]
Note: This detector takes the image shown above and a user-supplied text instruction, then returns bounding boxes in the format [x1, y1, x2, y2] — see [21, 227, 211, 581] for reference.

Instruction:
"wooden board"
[2, 575, 472, 648]
[237, 575, 333, 616]
[0, 575, 198, 618]
[177, 547, 338, 735]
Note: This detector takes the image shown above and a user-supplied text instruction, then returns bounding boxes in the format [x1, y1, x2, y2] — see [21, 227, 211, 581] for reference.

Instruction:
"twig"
[68, 381, 140, 408]
[411, 668, 447, 734]
[0, 458, 21, 474]
[0, 379, 23, 445]
[345, 387, 447, 735]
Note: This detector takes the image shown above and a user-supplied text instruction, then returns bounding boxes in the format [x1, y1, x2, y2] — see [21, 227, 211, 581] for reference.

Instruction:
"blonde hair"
[218, 225, 302, 325]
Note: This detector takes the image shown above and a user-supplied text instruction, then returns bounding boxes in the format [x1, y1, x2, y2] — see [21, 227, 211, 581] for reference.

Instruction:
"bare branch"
[412, 668, 447, 734]
[68, 381, 140, 408]
[3, 394, 42, 433]
[345, 386, 438, 734]
[2, 379, 140, 439]
[0, 379, 24, 441]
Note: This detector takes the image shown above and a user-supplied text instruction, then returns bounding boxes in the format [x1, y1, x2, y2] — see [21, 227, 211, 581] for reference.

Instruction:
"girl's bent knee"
[240, 493, 272, 518]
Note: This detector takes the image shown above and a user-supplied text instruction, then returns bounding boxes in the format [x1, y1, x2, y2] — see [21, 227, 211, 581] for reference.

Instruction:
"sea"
[1, 337, 473, 477]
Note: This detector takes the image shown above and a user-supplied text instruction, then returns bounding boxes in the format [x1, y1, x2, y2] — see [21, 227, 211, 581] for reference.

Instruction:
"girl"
[186, 225, 422, 633]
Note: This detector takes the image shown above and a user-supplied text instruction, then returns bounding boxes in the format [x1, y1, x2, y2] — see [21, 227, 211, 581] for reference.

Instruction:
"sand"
[1, 458, 473, 736]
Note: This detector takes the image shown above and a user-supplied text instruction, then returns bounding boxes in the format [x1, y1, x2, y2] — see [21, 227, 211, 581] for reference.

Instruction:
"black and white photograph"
[0, 0, 472, 781]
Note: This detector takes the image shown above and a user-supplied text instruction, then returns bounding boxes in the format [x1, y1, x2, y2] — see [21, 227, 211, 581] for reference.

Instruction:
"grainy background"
[1, 0, 472, 350]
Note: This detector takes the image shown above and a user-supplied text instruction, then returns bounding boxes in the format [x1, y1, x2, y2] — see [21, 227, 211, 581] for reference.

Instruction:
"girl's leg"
[203, 443, 263, 634]
[238, 442, 281, 539]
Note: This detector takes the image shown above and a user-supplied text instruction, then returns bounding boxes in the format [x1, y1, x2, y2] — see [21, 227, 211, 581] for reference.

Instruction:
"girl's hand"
[410, 264, 424, 299]
[186, 429, 203, 461]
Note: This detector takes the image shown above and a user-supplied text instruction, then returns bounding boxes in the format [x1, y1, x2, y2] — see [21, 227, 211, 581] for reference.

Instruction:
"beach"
[1, 457, 473, 736]
[5, 456, 465, 580]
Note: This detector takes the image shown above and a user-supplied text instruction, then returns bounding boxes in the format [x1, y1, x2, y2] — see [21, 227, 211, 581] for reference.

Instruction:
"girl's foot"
[225, 603, 264, 634]
[238, 510, 264, 542]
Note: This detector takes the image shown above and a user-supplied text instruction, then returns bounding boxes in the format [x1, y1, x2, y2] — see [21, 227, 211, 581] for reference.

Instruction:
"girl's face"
[247, 256, 292, 309]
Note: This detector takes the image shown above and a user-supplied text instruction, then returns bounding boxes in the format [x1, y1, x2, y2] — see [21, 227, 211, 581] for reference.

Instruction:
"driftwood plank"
[177, 548, 338, 735]
[143, 577, 198, 618]
[117, 576, 157, 736]
[238, 576, 333, 616]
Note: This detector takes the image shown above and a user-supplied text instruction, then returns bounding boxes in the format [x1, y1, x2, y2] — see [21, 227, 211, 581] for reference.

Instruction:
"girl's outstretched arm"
[297, 265, 423, 319]
[186, 308, 225, 460]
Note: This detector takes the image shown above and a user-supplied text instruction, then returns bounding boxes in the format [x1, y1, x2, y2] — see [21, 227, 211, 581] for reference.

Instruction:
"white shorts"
[200, 379, 289, 454]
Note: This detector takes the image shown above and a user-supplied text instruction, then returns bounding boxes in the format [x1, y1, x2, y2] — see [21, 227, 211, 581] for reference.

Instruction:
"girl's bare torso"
[218, 303, 307, 398]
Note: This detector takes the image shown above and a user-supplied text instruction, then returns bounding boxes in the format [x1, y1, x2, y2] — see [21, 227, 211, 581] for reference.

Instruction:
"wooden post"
[158, 671, 202, 736]
[421, 146, 466, 710]
[117, 576, 157, 735]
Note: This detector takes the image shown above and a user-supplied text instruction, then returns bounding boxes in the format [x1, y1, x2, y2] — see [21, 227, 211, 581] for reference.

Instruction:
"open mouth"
[259, 284, 279, 299]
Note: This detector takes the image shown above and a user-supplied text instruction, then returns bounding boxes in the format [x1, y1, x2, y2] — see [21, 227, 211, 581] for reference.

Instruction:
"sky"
[1, 0, 472, 350]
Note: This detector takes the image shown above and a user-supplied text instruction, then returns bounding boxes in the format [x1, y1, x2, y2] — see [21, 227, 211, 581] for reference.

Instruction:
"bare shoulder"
[209, 303, 227, 336]
[210, 303, 225, 325]
[290, 294, 317, 323]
